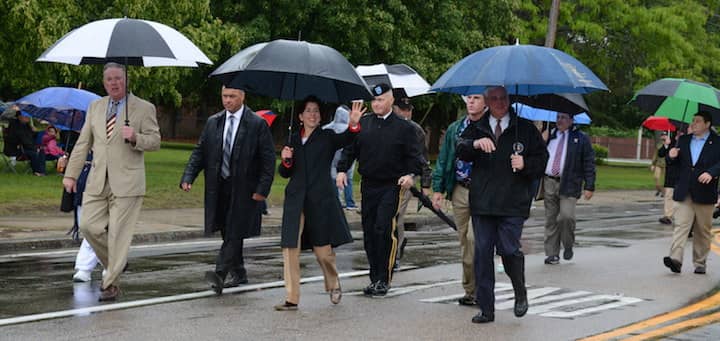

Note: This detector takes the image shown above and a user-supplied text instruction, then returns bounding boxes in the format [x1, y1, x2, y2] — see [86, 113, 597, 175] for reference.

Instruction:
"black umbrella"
[37, 18, 212, 139]
[210, 39, 373, 103]
[210, 39, 373, 143]
[409, 187, 457, 230]
[510, 93, 589, 115]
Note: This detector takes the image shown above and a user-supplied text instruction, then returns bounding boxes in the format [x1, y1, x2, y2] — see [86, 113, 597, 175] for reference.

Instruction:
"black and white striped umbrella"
[37, 18, 212, 66]
[355, 63, 432, 97]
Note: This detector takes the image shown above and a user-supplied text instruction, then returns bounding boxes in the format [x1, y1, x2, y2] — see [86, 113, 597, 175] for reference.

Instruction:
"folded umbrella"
[409, 187, 456, 230]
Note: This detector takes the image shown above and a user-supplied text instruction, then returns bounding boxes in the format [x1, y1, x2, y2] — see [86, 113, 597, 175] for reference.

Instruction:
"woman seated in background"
[42, 125, 65, 160]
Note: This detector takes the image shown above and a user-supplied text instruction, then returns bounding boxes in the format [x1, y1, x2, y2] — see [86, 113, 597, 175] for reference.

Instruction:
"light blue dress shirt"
[690, 131, 710, 166]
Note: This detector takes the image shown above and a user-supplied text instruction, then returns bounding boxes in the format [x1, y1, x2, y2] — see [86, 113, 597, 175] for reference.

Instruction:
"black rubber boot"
[502, 253, 528, 317]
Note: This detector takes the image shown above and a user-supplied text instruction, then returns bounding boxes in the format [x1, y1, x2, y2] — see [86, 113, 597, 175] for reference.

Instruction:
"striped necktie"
[221, 115, 235, 179]
[106, 101, 118, 139]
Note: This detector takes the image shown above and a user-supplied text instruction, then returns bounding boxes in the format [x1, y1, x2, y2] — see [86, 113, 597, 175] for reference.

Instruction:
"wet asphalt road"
[0, 201, 671, 320]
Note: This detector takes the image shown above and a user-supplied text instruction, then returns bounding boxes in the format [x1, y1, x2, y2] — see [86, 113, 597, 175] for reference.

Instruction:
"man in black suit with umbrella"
[181, 86, 275, 294]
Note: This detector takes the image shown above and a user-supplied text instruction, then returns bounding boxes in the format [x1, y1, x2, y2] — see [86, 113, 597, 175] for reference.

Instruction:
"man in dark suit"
[181, 86, 275, 294]
[542, 112, 596, 265]
[456, 86, 548, 324]
[664, 111, 720, 275]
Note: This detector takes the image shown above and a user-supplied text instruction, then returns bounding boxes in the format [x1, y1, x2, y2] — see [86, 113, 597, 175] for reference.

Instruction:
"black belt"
[545, 175, 561, 181]
[457, 179, 472, 189]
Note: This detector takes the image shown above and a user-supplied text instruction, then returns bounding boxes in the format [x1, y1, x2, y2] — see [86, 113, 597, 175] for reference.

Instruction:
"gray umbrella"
[210, 39, 373, 103]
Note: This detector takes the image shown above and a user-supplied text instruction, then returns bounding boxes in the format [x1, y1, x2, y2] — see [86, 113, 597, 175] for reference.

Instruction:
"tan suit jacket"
[65, 94, 161, 197]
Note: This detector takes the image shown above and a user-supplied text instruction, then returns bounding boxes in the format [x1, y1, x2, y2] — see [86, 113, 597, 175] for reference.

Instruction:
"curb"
[0, 216, 446, 253]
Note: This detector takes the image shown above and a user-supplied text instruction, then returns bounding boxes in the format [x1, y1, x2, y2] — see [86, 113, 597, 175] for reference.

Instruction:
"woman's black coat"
[279, 127, 356, 249]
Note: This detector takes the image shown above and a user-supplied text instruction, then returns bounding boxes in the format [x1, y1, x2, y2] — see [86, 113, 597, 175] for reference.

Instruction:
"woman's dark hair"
[299, 95, 322, 115]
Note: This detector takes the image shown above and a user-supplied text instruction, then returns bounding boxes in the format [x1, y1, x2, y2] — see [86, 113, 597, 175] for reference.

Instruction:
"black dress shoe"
[471, 311, 495, 323]
[458, 294, 477, 306]
[514, 296, 528, 317]
[362, 282, 377, 296]
[372, 281, 389, 296]
[694, 266, 706, 274]
[658, 217, 672, 225]
[663, 257, 681, 273]
[544, 256, 559, 265]
[205, 271, 224, 295]
[224, 273, 248, 288]
[563, 248, 573, 261]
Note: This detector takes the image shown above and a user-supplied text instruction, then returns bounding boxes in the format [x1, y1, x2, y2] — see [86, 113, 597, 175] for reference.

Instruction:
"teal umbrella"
[631, 78, 720, 124]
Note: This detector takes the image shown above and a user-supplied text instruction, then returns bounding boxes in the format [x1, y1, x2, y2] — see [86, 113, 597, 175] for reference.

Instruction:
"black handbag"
[60, 189, 75, 212]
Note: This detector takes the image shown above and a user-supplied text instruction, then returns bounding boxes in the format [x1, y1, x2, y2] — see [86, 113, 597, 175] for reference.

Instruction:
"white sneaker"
[73, 270, 92, 282]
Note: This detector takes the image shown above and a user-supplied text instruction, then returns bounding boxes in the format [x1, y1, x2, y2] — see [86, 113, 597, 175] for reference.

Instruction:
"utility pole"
[545, 0, 561, 47]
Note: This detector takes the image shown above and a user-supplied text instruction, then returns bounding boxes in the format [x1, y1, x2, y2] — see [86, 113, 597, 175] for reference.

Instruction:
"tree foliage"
[1, 0, 720, 140]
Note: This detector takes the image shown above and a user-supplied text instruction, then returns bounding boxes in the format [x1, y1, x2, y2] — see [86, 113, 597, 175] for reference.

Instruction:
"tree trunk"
[545, 0, 561, 48]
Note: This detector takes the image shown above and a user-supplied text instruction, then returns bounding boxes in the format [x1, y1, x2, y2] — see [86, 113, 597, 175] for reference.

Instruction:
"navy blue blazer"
[669, 131, 720, 204]
[547, 127, 596, 198]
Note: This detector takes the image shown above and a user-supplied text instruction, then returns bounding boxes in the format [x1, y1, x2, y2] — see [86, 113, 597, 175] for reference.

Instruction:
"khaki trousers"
[281, 212, 339, 304]
[543, 177, 578, 257]
[395, 186, 413, 257]
[670, 198, 714, 267]
[451, 185, 475, 296]
[80, 177, 143, 289]
[663, 187, 675, 218]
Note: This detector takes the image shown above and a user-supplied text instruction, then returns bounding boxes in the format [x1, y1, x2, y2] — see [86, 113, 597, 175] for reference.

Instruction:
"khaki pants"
[543, 177, 578, 257]
[670, 198, 714, 267]
[663, 187, 675, 218]
[451, 185, 474, 296]
[80, 178, 143, 289]
[281, 212, 339, 304]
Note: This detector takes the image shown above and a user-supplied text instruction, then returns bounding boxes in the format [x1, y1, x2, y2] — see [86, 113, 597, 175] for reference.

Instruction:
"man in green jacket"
[432, 93, 486, 305]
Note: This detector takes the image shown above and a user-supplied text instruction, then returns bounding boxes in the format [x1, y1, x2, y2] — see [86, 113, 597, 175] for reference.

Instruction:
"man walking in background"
[432, 93, 486, 306]
[664, 112, 720, 275]
[542, 112, 596, 265]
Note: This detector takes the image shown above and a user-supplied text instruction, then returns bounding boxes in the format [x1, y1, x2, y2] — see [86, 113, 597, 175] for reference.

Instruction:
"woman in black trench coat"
[274, 96, 363, 310]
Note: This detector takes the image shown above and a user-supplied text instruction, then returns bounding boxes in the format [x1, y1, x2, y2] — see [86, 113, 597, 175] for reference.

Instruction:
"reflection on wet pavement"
[0, 202, 669, 320]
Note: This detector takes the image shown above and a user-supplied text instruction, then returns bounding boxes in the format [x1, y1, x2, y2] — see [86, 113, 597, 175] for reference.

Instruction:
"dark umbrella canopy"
[510, 93, 589, 115]
[210, 39, 373, 103]
[631, 78, 720, 124]
[431, 43, 608, 96]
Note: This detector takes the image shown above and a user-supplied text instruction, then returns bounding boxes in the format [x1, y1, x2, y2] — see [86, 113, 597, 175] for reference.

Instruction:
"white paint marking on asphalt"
[0, 267, 422, 327]
[539, 295, 643, 318]
[528, 294, 643, 316]
[494, 287, 560, 304]
[417, 282, 514, 303]
[0, 237, 280, 261]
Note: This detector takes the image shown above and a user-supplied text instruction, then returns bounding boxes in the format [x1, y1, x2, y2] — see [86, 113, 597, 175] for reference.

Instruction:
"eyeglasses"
[486, 95, 508, 101]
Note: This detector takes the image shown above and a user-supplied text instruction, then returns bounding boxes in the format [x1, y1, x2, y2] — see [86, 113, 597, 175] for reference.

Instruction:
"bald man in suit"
[63, 62, 161, 301]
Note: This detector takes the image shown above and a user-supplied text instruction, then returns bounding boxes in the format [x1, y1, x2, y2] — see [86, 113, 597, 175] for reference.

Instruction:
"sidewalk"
[0, 190, 661, 253]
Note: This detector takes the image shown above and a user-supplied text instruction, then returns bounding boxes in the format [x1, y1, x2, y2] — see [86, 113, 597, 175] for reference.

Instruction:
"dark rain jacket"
[668, 131, 720, 205]
[547, 127, 596, 198]
[456, 112, 548, 218]
[181, 107, 276, 239]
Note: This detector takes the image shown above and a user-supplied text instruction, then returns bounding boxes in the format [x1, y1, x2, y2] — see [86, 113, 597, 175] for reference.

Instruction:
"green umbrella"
[631, 78, 720, 123]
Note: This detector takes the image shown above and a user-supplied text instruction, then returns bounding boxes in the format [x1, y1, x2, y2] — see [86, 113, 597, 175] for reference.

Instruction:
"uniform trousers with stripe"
[281, 212, 340, 304]
[80, 177, 143, 289]
[361, 182, 402, 284]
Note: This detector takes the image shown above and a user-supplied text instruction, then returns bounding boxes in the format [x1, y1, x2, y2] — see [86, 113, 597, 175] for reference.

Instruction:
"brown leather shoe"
[274, 301, 298, 311]
[99, 285, 120, 302]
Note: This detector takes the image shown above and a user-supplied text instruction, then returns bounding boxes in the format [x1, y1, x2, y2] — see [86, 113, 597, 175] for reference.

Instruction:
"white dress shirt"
[223, 106, 244, 149]
[489, 114, 510, 134]
[545, 129, 569, 177]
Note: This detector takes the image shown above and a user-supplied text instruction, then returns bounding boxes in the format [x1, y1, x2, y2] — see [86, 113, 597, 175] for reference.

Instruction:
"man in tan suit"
[63, 62, 161, 301]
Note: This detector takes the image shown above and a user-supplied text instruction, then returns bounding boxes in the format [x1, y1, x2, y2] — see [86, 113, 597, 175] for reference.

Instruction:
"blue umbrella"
[15, 87, 101, 131]
[431, 43, 608, 96]
[515, 103, 591, 125]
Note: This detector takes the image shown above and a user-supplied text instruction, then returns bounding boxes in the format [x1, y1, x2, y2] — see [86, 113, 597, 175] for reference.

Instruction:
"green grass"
[0, 142, 652, 215]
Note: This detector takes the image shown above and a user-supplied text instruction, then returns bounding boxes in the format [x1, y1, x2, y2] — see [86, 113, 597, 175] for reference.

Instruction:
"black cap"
[372, 83, 392, 96]
[396, 97, 413, 110]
